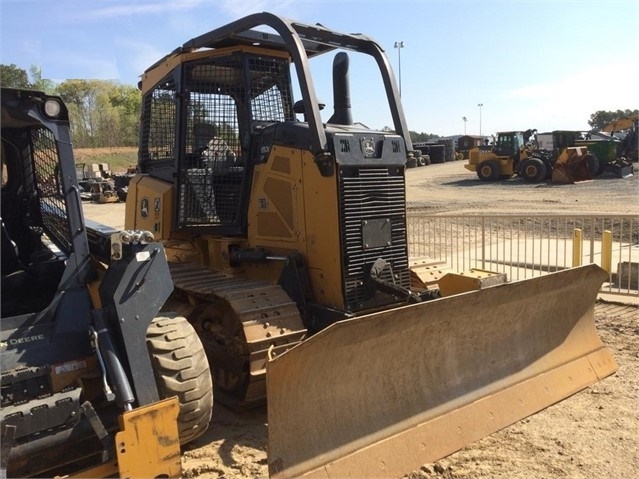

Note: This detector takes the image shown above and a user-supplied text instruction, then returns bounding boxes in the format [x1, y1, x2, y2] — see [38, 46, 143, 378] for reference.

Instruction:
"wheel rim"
[480, 165, 492, 178]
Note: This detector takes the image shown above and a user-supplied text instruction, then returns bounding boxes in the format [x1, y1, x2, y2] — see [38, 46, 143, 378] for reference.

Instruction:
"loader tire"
[520, 157, 548, 182]
[147, 314, 214, 445]
[477, 160, 500, 181]
[585, 153, 601, 177]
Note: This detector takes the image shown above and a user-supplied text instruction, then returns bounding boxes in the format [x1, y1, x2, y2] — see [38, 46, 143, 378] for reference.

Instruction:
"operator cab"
[494, 131, 524, 161]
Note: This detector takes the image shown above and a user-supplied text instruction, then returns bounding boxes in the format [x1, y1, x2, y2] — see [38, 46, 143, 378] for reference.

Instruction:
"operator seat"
[193, 123, 217, 153]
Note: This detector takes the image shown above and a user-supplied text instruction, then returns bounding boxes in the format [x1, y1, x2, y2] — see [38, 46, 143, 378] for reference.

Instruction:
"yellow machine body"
[551, 146, 596, 184]
[69, 398, 182, 479]
[464, 148, 516, 176]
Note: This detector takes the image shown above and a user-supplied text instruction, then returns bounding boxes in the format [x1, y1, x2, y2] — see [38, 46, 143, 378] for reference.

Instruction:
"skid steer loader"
[0, 88, 213, 477]
[125, 13, 617, 478]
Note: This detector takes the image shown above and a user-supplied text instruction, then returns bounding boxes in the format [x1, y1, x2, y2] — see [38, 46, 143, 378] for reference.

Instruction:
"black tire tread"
[147, 314, 213, 445]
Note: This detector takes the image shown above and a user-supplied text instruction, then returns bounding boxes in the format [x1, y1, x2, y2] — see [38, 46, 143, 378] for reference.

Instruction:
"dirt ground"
[82, 160, 638, 479]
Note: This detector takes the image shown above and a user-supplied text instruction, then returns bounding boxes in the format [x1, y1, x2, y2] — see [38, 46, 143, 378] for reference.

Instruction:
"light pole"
[394, 41, 404, 97]
[478, 103, 483, 136]
[462, 116, 467, 134]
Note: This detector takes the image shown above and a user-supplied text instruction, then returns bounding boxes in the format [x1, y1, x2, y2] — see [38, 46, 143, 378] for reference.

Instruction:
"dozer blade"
[266, 264, 617, 478]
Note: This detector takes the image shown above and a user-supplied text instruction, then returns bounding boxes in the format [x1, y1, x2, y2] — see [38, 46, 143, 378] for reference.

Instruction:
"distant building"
[455, 135, 488, 159]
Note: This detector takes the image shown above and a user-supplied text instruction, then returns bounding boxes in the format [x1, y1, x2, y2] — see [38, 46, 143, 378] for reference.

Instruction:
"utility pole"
[462, 116, 467, 134]
[394, 41, 404, 97]
[478, 103, 483, 136]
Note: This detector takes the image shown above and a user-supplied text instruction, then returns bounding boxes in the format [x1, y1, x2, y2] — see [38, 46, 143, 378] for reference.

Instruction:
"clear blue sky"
[2, 0, 637, 136]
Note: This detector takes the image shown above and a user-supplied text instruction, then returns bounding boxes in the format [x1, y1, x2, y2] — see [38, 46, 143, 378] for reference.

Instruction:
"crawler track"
[168, 262, 307, 409]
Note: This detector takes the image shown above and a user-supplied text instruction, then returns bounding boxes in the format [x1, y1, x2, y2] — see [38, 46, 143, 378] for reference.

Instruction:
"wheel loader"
[540, 130, 633, 179]
[125, 13, 617, 478]
[0, 88, 213, 477]
[465, 129, 601, 183]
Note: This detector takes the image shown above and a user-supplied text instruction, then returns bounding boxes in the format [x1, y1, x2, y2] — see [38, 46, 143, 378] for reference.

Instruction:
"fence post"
[481, 217, 486, 269]
[602, 230, 612, 274]
[573, 228, 582, 267]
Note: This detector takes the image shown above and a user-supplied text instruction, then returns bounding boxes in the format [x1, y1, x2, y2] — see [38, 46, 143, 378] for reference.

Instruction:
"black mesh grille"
[249, 56, 293, 122]
[339, 167, 410, 310]
[176, 53, 293, 228]
[31, 127, 71, 252]
[141, 75, 176, 163]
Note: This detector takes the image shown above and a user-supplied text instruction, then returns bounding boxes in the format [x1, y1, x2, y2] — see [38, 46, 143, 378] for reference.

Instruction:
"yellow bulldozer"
[125, 13, 617, 478]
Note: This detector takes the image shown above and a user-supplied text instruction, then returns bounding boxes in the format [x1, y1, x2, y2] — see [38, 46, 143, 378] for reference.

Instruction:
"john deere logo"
[361, 139, 375, 157]
[141, 198, 149, 219]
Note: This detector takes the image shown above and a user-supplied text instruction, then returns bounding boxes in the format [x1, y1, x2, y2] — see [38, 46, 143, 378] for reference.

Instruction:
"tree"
[0, 64, 30, 88]
[28, 66, 56, 93]
[105, 84, 141, 146]
[0, 64, 56, 92]
[56, 80, 141, 148]
[410, 131, 441, 142]
[1, 68, 140, 147]
[588, 109, 639, 131]
[56, 80, 103, 147]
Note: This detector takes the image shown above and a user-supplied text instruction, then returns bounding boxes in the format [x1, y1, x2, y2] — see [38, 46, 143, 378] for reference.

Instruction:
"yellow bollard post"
[601, 230, 612, 274]
[573, 228, 582, 267]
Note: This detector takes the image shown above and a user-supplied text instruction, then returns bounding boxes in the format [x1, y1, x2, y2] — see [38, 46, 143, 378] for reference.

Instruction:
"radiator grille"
[339, 166, 410, 310]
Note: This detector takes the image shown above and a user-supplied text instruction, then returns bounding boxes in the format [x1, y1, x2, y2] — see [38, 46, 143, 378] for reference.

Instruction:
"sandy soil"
[405, 160, 638, 216]
[82, 160, 638, 479]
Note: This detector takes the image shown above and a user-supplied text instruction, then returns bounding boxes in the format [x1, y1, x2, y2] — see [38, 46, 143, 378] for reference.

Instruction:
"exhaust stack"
[328, 52, 353, 125]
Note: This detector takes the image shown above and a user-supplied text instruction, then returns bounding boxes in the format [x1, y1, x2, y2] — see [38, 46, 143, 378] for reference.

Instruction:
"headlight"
[43, 98, 62, 118]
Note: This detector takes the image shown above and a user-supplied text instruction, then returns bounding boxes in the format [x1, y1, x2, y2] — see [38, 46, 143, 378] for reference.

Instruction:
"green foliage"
[2, 64, 140, 148]
[0, 64, 56, 93]
[1, 64, 30, 88]
[56, 79, 141, 148]
[588, 109, 639, 131]
[410, 131, 441, 142]
[28, 66, 56, 93]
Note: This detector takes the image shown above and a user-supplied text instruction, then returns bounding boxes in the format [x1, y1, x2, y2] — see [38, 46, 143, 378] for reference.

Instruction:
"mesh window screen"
[141, 76, 177, 162]
[176, 53, 294, 228]
[248, 56, 294, 122]
[178, 57, 243, 226]
[31, 127, 71, 253]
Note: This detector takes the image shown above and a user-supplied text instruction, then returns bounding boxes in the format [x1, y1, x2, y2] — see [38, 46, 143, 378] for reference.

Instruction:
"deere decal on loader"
[124, 13, 617, 477]
[1, 88, 213, 477]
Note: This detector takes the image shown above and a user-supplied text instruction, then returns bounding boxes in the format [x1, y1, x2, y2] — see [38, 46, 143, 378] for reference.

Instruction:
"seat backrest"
[193, 123, 217, 151]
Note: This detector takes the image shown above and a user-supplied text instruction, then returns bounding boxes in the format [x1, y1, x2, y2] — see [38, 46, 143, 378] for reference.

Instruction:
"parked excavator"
[125, 13, 617, 478]
[1, 88, 213, 477]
